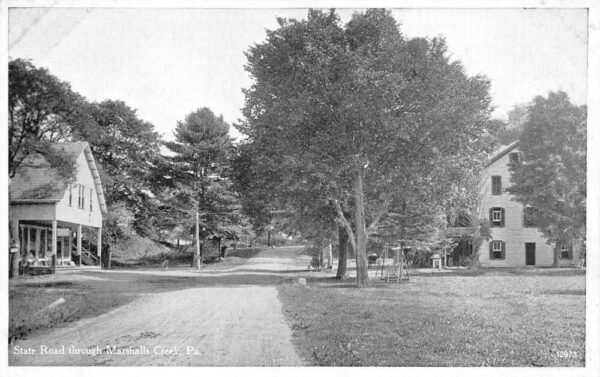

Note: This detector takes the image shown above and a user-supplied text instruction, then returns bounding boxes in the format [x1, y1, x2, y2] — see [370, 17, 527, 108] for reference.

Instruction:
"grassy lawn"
[278, 269, 586, 367]
[9, 280, 134, 343]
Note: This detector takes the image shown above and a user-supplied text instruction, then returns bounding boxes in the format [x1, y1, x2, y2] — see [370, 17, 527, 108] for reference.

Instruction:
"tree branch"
[366, 200, 389, 236]
[330, 198, 356, 251]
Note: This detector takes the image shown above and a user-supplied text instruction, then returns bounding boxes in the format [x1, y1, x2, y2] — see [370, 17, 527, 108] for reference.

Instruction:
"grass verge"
[9, 282, 133, 343]
[278, 271, 585, 367]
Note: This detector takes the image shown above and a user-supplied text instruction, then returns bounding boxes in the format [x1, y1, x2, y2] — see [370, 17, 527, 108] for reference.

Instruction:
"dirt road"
[9, 246, 310, 366]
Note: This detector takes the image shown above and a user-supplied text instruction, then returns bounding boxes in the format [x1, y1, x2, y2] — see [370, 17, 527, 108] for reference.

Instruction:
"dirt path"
[9, 246, 309, 366]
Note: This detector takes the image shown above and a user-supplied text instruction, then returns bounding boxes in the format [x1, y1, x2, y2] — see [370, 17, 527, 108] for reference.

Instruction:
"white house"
[9, 142, 107, 268]
[478, 141, 578, 267]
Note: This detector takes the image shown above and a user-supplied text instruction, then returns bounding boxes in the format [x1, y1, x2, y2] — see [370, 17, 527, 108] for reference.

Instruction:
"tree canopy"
[238, 9, 494, 287]
[8, 58, 84, 180]
[507, 91, 586, 264]
[163, 108, 246, 248]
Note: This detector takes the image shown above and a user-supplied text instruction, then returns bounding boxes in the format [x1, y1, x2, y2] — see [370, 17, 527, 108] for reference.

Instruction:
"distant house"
[9, 142, 107, 268]
[477, 141, 580, 267]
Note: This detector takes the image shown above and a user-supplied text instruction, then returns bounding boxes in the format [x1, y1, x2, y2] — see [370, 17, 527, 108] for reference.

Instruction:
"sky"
[8, 7, 589, 142]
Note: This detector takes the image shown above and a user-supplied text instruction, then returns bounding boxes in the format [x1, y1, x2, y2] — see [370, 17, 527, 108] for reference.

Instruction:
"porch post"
[68, 230, 72, 261]
[97, 227, 102, 259]
[77, 224, 82, 266]
[34, 229, 40, 259]
[51, 220, 57, 268]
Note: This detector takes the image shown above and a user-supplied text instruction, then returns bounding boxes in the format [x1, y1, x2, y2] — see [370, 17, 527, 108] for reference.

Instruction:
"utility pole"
[194, 211, 201, 269]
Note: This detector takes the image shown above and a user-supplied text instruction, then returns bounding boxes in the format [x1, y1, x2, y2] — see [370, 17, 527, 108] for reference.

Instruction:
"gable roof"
[10, 142, 108, 214]
[486, 140, 519, 167]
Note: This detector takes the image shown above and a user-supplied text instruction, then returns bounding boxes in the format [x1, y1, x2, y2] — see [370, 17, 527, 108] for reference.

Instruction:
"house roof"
[486, 140, 519, 167]
[10, 142, 108, 214]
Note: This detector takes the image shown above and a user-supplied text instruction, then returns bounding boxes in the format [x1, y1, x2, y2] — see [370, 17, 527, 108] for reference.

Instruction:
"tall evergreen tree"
[164, 108, 239, 267]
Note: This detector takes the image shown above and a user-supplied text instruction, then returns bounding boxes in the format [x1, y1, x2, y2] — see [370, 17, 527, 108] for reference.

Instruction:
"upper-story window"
[492, 176, 502, 195]
[89, 188, 93, 212]
[69, 184, 73, 206]
[490, 207, 505, 227]
[78, 185, 85, 209]
[523, 207, 536, 227]
[509, 152, 520, 164]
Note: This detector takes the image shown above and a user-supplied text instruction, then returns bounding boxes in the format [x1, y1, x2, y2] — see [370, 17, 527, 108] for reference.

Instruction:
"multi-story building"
[478, 141, 579, 267]
[9, 142, 107, 268]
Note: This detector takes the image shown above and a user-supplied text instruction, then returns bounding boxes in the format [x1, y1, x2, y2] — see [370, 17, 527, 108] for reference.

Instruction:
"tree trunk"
[553, 244, 559, 268]
[9, 219, 20, 279]
[101, 243, 112, 269]
[336, 225, 348, 279]
[354, 166, 370, 288]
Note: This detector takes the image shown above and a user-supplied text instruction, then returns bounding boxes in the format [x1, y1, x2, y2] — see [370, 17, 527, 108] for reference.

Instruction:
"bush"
[111, 234, 172, 262]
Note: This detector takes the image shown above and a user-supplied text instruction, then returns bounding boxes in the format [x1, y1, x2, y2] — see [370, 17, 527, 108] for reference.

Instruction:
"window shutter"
[489, 241, 493, 259]
[501, 241, 506, 260]
[489, 208, 494, 226]
[500, 208, 505, 227]
[568, 243, 573, 259]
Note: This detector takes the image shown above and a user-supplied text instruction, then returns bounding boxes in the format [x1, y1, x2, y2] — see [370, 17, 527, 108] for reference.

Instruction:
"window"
[490, 207, 505, 227]
[509, 152, 520, 164]
[560, 242, 572, 259]
[492, 210, 501, 222]
[490, 240, 505, 260]
[492, 176, 502, 195]
[78, 185, 85, 209]
[523, 207, 536, 227]
[69, 185, 73, 206]
[89, 188, 93, 212]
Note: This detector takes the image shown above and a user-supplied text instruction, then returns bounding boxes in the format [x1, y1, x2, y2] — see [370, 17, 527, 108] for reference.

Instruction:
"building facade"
[478, 141, 577, 267]
[9, 142, 107, 268]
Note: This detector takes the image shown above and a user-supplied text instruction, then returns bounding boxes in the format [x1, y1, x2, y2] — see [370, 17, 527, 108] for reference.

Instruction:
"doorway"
[525, 243, 536, 266]
[56, 236, 71, 260]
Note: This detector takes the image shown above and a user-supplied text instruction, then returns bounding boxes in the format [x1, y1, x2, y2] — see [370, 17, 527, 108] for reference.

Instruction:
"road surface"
[9, 246, 310, 366]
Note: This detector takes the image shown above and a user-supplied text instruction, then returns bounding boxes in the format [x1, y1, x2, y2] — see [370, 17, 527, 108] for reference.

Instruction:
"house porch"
[17, 219, 102, 268]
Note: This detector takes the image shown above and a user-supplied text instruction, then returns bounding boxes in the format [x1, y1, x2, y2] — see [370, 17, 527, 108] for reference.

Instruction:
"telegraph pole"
[195, 211, 201, 269]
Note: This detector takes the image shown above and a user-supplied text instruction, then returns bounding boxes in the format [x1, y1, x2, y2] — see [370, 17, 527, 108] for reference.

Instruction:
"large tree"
[72, 99, 163, 236]
[8, 59, 84, 276]
[8, 58, 83, 177]
[507, 91, 586, 266]
[240, 9, 492, 287]
[164, 107, 238, 267]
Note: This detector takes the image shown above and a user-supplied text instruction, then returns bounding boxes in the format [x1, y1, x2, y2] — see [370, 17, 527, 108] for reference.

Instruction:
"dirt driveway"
[9, 246, 310, 366]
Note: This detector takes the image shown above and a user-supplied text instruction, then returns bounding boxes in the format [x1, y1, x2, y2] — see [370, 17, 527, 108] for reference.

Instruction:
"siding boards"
[479, 147, 556, 267]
